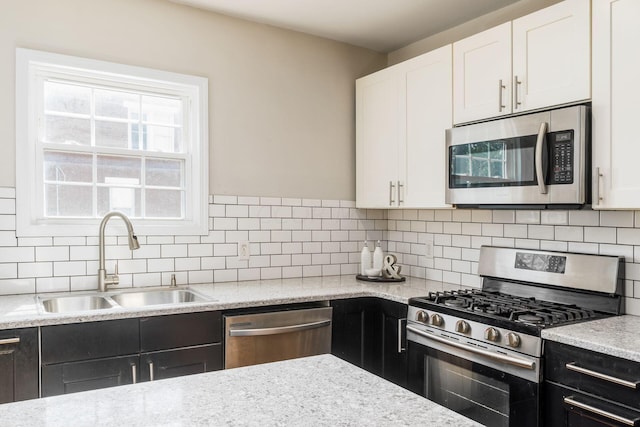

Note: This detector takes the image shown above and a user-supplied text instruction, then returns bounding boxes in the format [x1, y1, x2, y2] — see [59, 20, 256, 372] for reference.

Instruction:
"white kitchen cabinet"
[453, 23, 512, 124]
[592, 0, 640, 209]
[512, 0, 590, 113]
[356, 45, 452, 209]
[453, 0, 590, 124]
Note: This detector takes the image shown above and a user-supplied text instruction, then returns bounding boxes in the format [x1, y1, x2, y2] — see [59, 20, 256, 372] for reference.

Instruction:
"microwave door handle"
[535, 122, 548, 194]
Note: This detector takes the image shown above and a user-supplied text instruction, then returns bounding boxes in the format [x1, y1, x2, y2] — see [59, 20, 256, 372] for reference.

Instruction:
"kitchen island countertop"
[0, 354, 481, 427]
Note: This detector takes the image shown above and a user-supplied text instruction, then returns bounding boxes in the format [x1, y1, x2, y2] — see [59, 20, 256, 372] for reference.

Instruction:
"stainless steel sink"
[110, 289, 209, 308]
[40, 295, 115, 313]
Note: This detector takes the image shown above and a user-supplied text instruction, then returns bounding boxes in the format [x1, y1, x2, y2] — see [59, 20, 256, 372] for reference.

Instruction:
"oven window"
[449, 135, 537, 188]
[426, 356, 510, 426]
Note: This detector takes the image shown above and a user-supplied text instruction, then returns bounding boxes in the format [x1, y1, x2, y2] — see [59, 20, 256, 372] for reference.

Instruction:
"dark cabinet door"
[140, 343, 223, 381]
[41, 355, 139, 397]
[140, 311, 221, 352]
[379, 300, 408, 388]
[0, 328, 39, 403]
[331, 298, 408, 388]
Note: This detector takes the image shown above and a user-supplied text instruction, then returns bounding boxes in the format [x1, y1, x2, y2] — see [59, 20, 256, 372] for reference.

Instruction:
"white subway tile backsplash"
[601, 211, 634, 228]
[492, 210, 515, 224]
[541, 211, 568, 225]
[214, 195, 237, 205]
[35, 246, 67, 262]
[569, 210, 599, 226]
[54, 261, 86, 276]
[237, 196, 260, 205]
[162, 244, 188, 258]
[18, 262, 52, 278]
[555, 226, 583, 242]
[226, 204, 249, 218]
[515, 210, 540, 224]
[175, 257, 200, 271]
[584, 227, 617, 244]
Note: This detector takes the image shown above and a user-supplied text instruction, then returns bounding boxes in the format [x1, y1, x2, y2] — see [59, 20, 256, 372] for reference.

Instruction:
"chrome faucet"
[98, 211, 140, 292]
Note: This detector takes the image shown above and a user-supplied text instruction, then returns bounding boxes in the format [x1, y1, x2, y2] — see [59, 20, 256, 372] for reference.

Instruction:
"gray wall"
[0, 0, 386, 200]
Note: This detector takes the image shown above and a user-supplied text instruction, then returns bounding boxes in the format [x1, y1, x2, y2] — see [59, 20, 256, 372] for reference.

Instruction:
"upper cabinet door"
[512, 0, 590, 113]
[356, 67, 400, 208]
[453, 22, 512, 124]
[592, 0, 640, 209]
[401, 45, 452, 209]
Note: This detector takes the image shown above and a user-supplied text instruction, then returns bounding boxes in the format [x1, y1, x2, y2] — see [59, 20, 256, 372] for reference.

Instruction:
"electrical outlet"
[425, 237, 434, 259]
[238, 241, 250, 260]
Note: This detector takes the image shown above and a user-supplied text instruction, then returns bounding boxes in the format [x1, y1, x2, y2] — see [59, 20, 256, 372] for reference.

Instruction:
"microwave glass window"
[449, 135, 537, 188]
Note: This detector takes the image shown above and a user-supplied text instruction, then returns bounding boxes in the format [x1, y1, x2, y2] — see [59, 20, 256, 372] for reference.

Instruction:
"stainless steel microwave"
[445, 105, 589, 208]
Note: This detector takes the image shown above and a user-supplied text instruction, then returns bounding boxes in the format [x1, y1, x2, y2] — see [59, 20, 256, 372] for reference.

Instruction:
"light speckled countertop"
[1, 354, 481, 427]
[0, 275, 460, 330]
[542, 315, 640, 362]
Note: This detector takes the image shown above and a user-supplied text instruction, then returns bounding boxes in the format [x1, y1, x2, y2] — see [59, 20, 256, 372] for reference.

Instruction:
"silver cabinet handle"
[564, 396, 638, 426]
[229, 319, 331, 337]
[514, 75, 522, 109]
[535, 122, 548, 194]
[131, 364, 137, 384]
[397, 318, 406, 353]
[389, 181, 396, 206]
[0, 337, 20, 346]
[594, 167, 604, 205]
[149, 362, 155, 381]
[566, 362, 639, 389]
[498, 79, 506, 112]
[407, 325, 535, 370]
[397, 181, 404, 205]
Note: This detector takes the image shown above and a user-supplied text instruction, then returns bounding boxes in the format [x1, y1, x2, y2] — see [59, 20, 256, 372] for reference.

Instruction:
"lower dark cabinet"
[0, 328, 39, 403]
[40, 311, 223, 397]
[331, 298, 408, 388]
[140, 343, 222, 381]
[42, 355, 138, 397]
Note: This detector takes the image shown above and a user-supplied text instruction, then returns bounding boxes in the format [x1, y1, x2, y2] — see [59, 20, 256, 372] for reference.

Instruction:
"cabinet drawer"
[140, 343, 222, 381]
[545, 341, 640, 410]
[41, 355, 138, 397]
[41, 319, 139, 364]
[545, 381, 640, 427]
[140, 311, 221, 352]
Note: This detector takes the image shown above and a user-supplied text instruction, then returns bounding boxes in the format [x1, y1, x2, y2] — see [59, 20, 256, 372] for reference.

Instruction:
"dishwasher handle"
[228, 319, 331, 337]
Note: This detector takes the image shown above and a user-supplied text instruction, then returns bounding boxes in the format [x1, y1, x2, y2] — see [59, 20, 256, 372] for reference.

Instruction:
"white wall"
[0, 0, 386, 200]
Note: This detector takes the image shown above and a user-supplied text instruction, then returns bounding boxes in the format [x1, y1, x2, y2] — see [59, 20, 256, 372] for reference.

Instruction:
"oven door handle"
[535, 121, 548, 195]
[407, 325, 535, 370]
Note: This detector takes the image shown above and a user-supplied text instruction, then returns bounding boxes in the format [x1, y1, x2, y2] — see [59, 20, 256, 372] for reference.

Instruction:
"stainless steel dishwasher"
[224, 306, 332, 369]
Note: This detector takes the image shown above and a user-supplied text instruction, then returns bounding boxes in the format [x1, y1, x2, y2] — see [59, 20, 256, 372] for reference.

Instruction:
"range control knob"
[430, 314, 444, 327]
[455, 320, 470, 334]
[416, 310, 428, 323]
[506, 332, 521, 348]
[485, 327, 501, 342]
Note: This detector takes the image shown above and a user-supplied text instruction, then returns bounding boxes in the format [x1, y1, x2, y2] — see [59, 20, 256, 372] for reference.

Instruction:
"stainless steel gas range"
[406, 246, 624, 427]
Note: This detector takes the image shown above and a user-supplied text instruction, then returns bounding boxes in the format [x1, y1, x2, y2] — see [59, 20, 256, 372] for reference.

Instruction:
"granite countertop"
[542, 315, 640, 363]
[1, 354, 481, 427]
[0, 275, 460, 330]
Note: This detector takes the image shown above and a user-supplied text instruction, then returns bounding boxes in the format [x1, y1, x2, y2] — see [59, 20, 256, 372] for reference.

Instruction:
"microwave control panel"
[549, 130, 574, 184]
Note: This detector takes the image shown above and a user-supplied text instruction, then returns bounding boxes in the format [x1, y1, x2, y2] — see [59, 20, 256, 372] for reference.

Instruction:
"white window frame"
[16, 48, 209, 236]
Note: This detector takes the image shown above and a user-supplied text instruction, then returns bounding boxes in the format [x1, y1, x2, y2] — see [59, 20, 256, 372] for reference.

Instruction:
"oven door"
[407, 328, 540, 427]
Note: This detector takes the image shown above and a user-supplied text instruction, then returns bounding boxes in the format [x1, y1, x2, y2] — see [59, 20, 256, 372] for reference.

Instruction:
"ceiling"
[169, 0, 520, 52]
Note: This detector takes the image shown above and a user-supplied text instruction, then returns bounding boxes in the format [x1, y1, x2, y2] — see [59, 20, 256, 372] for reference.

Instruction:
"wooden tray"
[355, 274, 405, 283]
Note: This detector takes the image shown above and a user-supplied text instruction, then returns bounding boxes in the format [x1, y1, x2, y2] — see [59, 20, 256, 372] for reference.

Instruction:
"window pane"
[97, 187, 141, 217]
[44, 81, 90, 114]
[145, 125, 182, 153]
[45, 184, 92, 216]
[95, 120, 130, 149]
[146, 189, 182, 218]
[454, 157, 470, 175]
[490, 160, 505, 178]
[44, 151, 93, 182]
[45, 115, 90, 145]
[95, 89, 139, 119]
[142, 95, 182, 126]
[97, 155, 141, 184]
[146, 158, 182, 187]
[470, 142, 489, 158]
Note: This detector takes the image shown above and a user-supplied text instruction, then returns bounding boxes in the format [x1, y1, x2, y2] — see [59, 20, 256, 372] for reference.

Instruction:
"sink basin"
[40, 295, 114, 313]
[110, 289, 209, 308]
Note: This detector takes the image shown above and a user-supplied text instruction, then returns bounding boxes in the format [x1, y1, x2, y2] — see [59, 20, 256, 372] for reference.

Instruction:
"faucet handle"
[113, 262, 119, 276]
